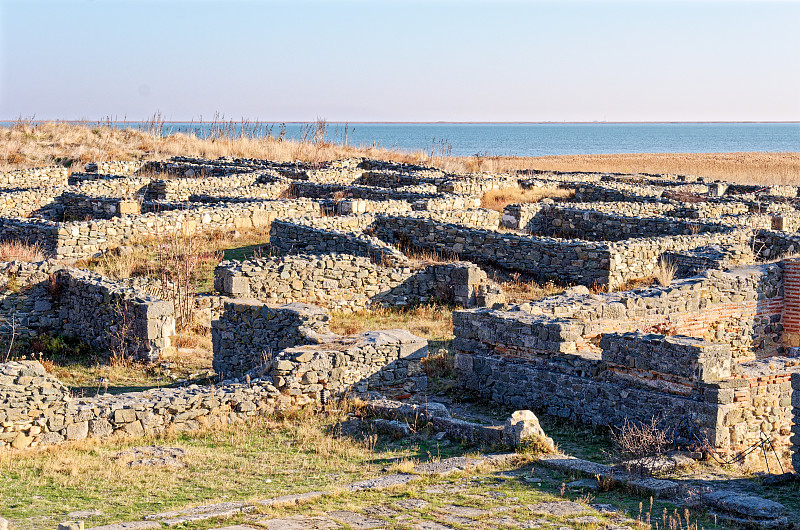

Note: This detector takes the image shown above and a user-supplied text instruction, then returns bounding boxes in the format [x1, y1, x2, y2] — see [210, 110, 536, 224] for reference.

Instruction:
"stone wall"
[523, 205, 730, 241]
[0, 200, 322, 260]
[211, 300, 333, 379]
[792, 372, 800, 472]
[214, 253, 504, 311]
[371, 214, 753, 289]
[0, 187, 66, 219]
[0, 166, 69, 189]
[84, 160, 146, 175]
[372, 215, 612, 286]
[0, 262, 175, 360]
[0, 360, 288, 451]
[268, 329, 427, 404]
[269, 219, 409, 266]
[453, 261, 800, 459]
[54, 268, 175, 361]
[0, 361, 71, 450]
[60, 193, 142, 220]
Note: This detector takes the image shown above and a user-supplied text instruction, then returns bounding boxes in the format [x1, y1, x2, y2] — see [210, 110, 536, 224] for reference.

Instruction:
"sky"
[1, 0, 798, 122]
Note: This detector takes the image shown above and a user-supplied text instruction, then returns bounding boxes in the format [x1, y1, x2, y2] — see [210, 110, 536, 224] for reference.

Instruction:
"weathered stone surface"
[502, 410, 555, 449]
[703, 490, 787, 519]
[527, 501, 592, 516]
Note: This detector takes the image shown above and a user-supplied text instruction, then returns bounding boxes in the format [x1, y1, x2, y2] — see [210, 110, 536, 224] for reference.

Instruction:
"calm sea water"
[5, 122, 799, 157]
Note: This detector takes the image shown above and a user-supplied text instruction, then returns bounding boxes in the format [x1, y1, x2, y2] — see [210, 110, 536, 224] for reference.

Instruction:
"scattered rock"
[502, 410, 554, 450]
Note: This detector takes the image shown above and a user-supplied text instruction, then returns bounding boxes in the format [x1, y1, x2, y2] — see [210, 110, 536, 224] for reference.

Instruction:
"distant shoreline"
[2, 120, 800, 125]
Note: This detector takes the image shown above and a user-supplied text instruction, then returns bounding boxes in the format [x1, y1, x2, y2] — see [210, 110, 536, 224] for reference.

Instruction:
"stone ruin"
[0, 156, 800, 471]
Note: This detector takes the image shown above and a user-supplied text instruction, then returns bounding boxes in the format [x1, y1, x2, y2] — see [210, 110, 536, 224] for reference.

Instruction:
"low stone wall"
[0, 361, 71, 450]
[0, 186, 66, 219]
[60, 193, 141, 220]
[0, 262, 175, 360]
[0, 199, 322, 260]
[291, 182, 481, 211]
[516, 263, 784, 361]
[144, 171, 284, 201]
[269, 329, 427, 404]
[0, 360, 288, 451]
[54, 268, 175, 361]
[454, 311, 799, 459]
[0, 166, 69, 189]
[70, 176, 153, 198]
[214, 253, 503, 311]
[600, 332, 733, 384]
[523, 205, 730, 241]
[452, 261, 800, 460]
[372, 214, 751, 289]
[211, 300, 333, 379]
[270, 219, 408, 266]
[574, 182, 670, 203]
[372, 215, 612, 287]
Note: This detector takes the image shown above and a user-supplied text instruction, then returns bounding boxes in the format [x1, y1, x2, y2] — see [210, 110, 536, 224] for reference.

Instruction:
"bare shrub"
[155, 226, 208, 333]
[610, 417, 672, 477]
[654, 258, 676, 287]
[107, 299, 136, 364]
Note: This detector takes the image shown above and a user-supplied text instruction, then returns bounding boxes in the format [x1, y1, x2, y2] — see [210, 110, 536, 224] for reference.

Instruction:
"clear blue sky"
[1, 0, 798, 122]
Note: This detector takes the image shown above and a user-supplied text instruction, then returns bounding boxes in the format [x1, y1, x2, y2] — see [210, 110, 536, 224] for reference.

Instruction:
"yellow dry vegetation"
[2, 121, 799, 185]
[481, 186, 575, 212]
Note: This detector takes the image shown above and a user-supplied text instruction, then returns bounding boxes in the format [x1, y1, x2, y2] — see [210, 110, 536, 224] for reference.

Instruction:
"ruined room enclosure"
[1, 155, 800, 476]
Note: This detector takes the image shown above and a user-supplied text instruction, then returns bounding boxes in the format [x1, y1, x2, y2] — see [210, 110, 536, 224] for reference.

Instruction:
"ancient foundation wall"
[269, 219, 408, 266]
[0, 167, 69, 189]
[269, 329, 428, 404]
[211, 300, 333, 379]
[522, 206, 731, 241]
[0, 187, 67, 219]
[0, 262, 175, 360]
[371, 215, 753, 289]
[214, 253, 503, 311]
[0, 200, 322, 260]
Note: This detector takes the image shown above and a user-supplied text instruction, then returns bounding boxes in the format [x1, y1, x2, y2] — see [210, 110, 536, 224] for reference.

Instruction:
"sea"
[4, 121, 799, 157]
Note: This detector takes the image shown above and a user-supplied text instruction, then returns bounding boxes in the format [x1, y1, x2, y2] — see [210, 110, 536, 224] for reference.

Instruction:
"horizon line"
[2, 119, 800, 125]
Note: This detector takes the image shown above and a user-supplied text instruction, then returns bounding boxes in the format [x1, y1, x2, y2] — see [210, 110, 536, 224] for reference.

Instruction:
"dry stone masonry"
[5, 156, 800, 473]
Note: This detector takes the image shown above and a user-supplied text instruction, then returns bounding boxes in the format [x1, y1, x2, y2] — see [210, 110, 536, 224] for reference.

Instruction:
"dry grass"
[500, 274, 565, 302]
[0, 121, 427, 172]
[0, 240, 45, 262]
[481, 186, 575, 212]
[330, 305, 453, 347]
[3, 122, 798, 186]
[653, 258, 676, 287]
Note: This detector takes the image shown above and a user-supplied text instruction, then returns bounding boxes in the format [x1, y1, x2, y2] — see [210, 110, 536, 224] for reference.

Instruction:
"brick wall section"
[782, 258, 800, 348]
[792, 372, 800, 472]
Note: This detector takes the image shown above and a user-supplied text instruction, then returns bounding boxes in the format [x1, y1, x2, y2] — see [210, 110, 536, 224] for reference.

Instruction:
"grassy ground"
[4, 405, 785, 530]
[0, 411, 457, 528]
[2, 121, 799, 184]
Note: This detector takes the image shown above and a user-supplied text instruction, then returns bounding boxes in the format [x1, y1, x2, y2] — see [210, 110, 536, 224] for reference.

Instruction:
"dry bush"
[610, 417, 672, 477]
[421, 348, 455, 379]
[653, 258, 676, 287]
[481, 186, 575, 212]
[0, 241, 45, 262]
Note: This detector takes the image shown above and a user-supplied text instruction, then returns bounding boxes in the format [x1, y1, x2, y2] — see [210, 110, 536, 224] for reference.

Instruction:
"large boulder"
[502, 410, 555, 450]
